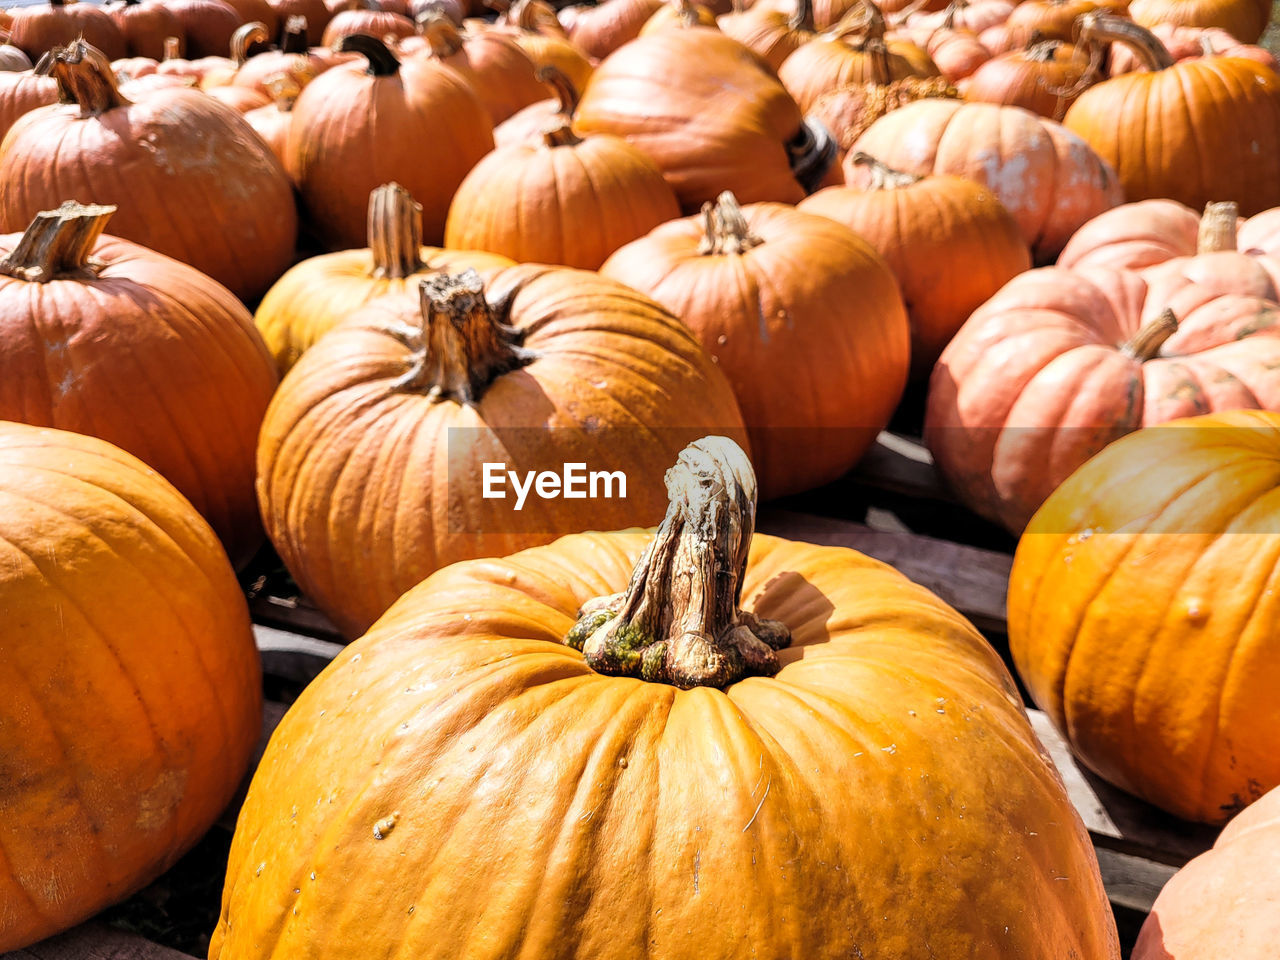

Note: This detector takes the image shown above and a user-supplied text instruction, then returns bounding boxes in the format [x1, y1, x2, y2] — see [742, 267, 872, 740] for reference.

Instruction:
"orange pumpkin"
[286, 33, 493, 249]
[1107, 22, 1278, 74]
[6, 0, 126, 61]
[0, 40, 297, 303]
[717, 0, 815, 70]
[0, 422, 261, 953]
[167, 0, 243, 58]
[639, 0, 720, 33]
[1130, 0, 1273, 44]
[268, 0, 333, 40]
[1134, 785, 1280, 957]
[987, 0, 1126, 48]
[853, 99, 1123, 261]
[0, 69, 58, 141]
[800, 153, 1030, 378]
[959, 37, 1092, 119]
[230, 15, 337, 93]
[559, 0, 664, 59]
[904, 0, 1016, 35]
[243, 74, 301, 168]
[257, 266, 748, 636]
[216, 434, 1119, 960]
[602, 192, 909, 497]
[493, 0, 594, 93]
[920, 20, 994, 81]
[104, 0, 184, 59]
[1009, 410, 1280, 822]
[321, 0, 416, 44]
[809, 75, 959, 155]
[1064, 15, 1280, 216]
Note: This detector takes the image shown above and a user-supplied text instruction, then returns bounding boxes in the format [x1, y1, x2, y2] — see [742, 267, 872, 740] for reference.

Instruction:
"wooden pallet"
[4, 430, 1217, 959]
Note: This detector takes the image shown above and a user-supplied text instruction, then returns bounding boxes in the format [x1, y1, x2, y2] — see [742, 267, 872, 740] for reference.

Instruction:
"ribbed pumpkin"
[104, 0, 184, 59]
[985, 0, 1126, 49]
[445, 76, 680, 270]
[640, 0, 719, 33]
[809, 75, 959, 156]
[1134, 785, 1280, 957]
[904, 0, 1016, 35]
[495, 0, 595, 93]
[959, 37, 1091, 119]
[231, 15, 336, 93]
[920, 20, 993, 81]
[167, 0, 243, 58]
[256, 183, 512, 373]
[602, 192, 909, 497]
[800, 154, 1030, 378]
[574, 28, 836, 210]
[257, 266, 747, 637]
[321, 0, 416, 44]
[287, 33, 493, 250]
[853, 99, 1123, 261]
[1009, 410, 1280, 823]
[0, 42, 296, 303]
[0, 68, 58, 141]
[1108, 22, 1278, 74]
[925, 230, 1280, 532]
[0, 201, 278, 566]
[216, 434, 1119, 960]
[0, 422, 261, 953]
[1064, 15, 1280, 216]
[559, 0, 664, 58]
[1130, 0, 1273, 44]
[6, 0, 127, 61]
[717, 0, 815, 70]
[0, 44, 33, 72]
[757, 0, 867, 29]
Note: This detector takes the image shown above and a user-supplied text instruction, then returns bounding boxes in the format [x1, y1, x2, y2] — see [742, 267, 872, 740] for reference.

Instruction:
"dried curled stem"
[1121, 308, 1179, 361]
[39, 39, 130, 116]
[698, 192, 764, 255]
[849, 151, 922, 189]
[1198, 201, 1239, 253]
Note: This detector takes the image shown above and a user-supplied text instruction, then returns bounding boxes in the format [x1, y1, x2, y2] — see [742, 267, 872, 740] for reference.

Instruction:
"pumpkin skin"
[922, 25, 993, 81]
[0, 42, 297, 303]
[0, 421, 261, 952]
[1008, 410, 1280, 823]
[1063, 16, 1280, 216]
[1108, 22, 1278, 74]
[6, 0, 127, 62]
[716, 0, 815, 70]
[213, 489, 1119, 958]
[167, 0, 244, 58]
[1134, 785, 1280, 957]
[853, 99, 1123, 262]
[925, 254, 1280, 532]
[321, 5, 416, 45]
[808, 75, 960, 155]
[257, 265, 748, 637]
[601, 195, 909, 497]
[800, 155, 1030, 379]
[0, 69, 58, 142]
[1130, 0, 1273, 44]
[287, 35, 494, 250]
[560, 0, 664, 58]
[104, 0, 185, 60]
[269, 0, 333, 41]
[0, 46, 33, 73]
[495, 0, 596, 93]
[959, 39, 1091, 119]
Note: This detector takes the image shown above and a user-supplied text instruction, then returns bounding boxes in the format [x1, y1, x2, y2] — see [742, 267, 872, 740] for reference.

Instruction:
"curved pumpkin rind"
[1128, 0, 1273, 44]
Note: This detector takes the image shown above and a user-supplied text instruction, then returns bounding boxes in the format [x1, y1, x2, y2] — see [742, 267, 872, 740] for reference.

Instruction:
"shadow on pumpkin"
[748, 570, 836, 659]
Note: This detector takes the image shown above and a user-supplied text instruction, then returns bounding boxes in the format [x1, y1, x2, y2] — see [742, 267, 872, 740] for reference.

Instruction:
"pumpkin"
[255, 182, 513, 373]
[559, 0, 664, 58]
[0, 44, 33, 73]
[757, 0, 868, 29]
[903, 0, 1015, 35]
[1134, 785, 1280, 957]
[853, 99, 1123, 261]
[602, 192, 909, 497]
[986, 0, 1127, 49]
[959, 37, 1092, 119]
[119, 71, 198, 95]
[6, 0, 127, 61]
[0, 421, 261, 953]
[809, 75, 959, 154]
[229, 15, 329, 93]
[103, 0, 184, 59]
[112, 54, 161, 80]
[243, 74, 301, 167]
[575, 28, 835, 209]
[225, 0, 281, 35]
[0, 41, 297, 303]
[155, 34, 234, 81]
[717, 0, 815, 70]
[257, 266, 747, 636]
[1130, 0, 1272, 44]
[167, 0, 244, 58]
[1064, 15, 1280, 216]
[268, 0, 333, 41]
[778, 2, 940, 112]
[920, 20, 993, 81]
[800, 153, 1030, 378]
[925, 216, 1280, 532]
[206, 80, 271, 109]
[321, 0, 416, 44]
[404, 12, 545, 123]
[216, 433, 1119, 960]
[0, 202, 278, 566]
[494, 0, 595, 94]
[1108, 22, 1278, 74]
[194, 20, 275, 89]
[1009, 410, 1280, 823]
[491, 62, 572, 145]
[0, 68, 58, 141]
[640, 0, 720, 34]
[287, 33, 493, 250]
[445, 73, 680, 270]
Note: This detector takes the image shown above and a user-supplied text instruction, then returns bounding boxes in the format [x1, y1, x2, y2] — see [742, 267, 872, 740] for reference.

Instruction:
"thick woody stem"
[672, 0, 700, 27]
[390, 270, 535, 403]
[565, 437, 791, 689]
[367, 183, 424, 278]
[1122, 308, 1179, 361]
[0, 202, 116, 282]
[789, 0, 815, 32]
[1026, 37, 1063, 60]
[512, 0, 568, 36]
[850, 151, 922, 189]
[39, 40, 130, 116]
[281, 15, 310, 52]
[537, 64, 579, 117]
[163, 36, 181, 60]
[339, 33, 401, 74]
[232, 21, 271, 64]
[1198, 201, 1238, 253]
[1077, 13, 1176, 70]
[698, 191, 764, 255]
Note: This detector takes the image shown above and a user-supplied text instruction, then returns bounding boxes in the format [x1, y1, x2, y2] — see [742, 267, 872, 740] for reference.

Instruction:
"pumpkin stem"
[565, 436, 791, 689]
[281, 15, 310, 51]
[163, 36, 181, 60]
[1122, 308, 1178, 361]
[339, 33, 401, 74]
[789, 0, 815, 33]
[671, 0, 701, 27]
[368, 183, 424, 278]
[391, 270, 535, 403]
[537, 64, 579, 117]
[511, 0, 567, 35]
[40, 40, 131, 117]
[1025, 36, 1062, 60]
[0, 201, 115, 282]
[417, 10, 464, 57]
[787, 116, 838, 194]
[1076, 13, 1176, 70]
[264, 73, 302, 109]
[849, 151, 922, 188]
[542, 118, 582, 147]
[232, 21, 271, 64]
[698, 192, 764, 255]
[1198, 201, 1238, 253]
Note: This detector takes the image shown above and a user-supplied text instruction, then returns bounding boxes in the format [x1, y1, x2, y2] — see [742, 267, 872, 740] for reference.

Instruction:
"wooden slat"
[1, 924, 193, 960]
[850, 431, 954, 503]
[247, 594, 343, 642]
[1093, 849, 1177, 916]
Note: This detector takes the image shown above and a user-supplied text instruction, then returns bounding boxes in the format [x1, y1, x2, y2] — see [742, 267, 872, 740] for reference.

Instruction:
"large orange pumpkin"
[853, 98, 1123, 261]
[0, 421, 261, 952]
[215, 435, 1119, 960]
[1134, 785, 1280, 957]
[0, 201, 278, 566]
[958, 38, 1092, 119]
[800, 153, 1030, 378]
[256, 182, 513, 373]
[601, 192, 909, 497]
[717, 0, 815, 70]
[0, 68, 58, 141]
[166, 0, 243, 58]
[257, 266, 748, 637]
[1063, 15, 1280, 216]
[0, 40, 297, 302]
[1129, 0, 1273, 44]
[287, 33, 494, 249]
[6, 0, 126, 61]
[1107, 22, 1278, 74]
[1009, 410, 1280, 823]
[103, 0, 185, 59]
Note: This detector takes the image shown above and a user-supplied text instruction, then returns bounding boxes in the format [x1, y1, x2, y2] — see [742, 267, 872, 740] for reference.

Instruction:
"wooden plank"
[247, 593, 343, 642]
[253, 625, 345, 685]
[1, 924, 194, 960]
[1093, 848, 1177, 915]
[850, 431, 954, 503]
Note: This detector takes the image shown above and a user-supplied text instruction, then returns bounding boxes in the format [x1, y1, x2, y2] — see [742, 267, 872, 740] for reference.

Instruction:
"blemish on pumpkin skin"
[374, 812, 399, 839]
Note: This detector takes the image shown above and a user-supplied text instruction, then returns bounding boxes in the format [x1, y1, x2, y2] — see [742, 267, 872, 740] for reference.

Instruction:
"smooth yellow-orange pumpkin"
[1009, 410, 1280, 823]
[255, 183, 513, 374]
[0, 421, 261, 952]
[257, 266, 748, 637]
[1129, 0, 1273, 44]
[601, 192, 910, 497]
[215, 436, 1119, 960]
